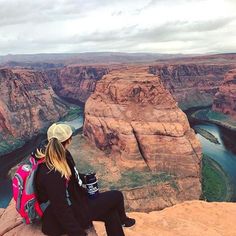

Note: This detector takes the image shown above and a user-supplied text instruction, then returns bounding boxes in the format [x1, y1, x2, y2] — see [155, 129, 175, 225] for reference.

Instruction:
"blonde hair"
[37, 138, 72, 179]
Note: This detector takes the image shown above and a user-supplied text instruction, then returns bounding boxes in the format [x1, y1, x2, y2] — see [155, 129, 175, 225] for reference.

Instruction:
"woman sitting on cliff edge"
[35, 123, 135, 236]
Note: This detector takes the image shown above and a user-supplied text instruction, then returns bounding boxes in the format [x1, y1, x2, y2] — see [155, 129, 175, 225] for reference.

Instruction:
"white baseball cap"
[47, 123, 73, 143]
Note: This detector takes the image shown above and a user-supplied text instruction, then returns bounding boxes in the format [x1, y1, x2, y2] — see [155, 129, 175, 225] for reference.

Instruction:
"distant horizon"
[1, 51, 236, 57]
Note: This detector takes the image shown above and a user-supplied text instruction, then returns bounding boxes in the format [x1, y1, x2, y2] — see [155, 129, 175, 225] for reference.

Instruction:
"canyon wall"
[0, 65, 109, 155]
[0, 68, 68, 155]
[45, 63, 234, 112]
[213, 69, 236, 119]
[149, 64, 232, 109]
[83, 68, 202, 202]
[46, 65, 109, 104]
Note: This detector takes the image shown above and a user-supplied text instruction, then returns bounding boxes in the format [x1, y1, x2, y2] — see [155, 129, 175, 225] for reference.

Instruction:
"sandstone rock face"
[0, 68, 68, 154]
[68, 131, 199, 212]
[149, 64, 232, 109]
[213, 69, 236, 119]
[0, 65, 108, 154]
[2, 200, 236, 236]
[83, 69, 202, 200]
[46, 65, 109, 104]
[122, 178, 201, 212]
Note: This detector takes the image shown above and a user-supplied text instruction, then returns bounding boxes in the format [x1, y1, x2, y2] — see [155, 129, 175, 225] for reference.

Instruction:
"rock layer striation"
[46, 65, 109, 104]
[213, 69, 236, 119]
[0, 65, 108, 155]
[0, 68, 68, 155]
[149, 64, 232, 109]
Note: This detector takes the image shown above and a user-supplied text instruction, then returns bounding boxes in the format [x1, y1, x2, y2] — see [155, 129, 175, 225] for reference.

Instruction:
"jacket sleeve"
[43, 170, 87, 236]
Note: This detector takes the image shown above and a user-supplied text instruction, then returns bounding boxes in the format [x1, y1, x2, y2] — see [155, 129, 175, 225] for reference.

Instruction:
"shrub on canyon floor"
[202, 155, 232, 201]
[105, 170, 177, 190]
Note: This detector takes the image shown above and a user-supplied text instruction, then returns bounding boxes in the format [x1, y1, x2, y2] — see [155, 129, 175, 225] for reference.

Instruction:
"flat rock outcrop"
[46, 65, 109, 104]
[1, 200, 236, 236]
[149, 64, 232, 109]
[68, 131, 198, 212]
[83, 69, 202, 201]
[0, 68, 68, 155]
[213, 69, 236, 119]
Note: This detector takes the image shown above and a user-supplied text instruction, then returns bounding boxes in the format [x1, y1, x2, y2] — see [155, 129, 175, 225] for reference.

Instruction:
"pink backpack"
[12, 156, 47, 224]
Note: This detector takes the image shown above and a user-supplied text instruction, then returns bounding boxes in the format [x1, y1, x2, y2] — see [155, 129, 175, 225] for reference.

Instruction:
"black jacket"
[35, 150, 92, 236]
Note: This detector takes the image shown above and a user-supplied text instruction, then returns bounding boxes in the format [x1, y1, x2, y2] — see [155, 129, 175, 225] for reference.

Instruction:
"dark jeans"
[88, 190, 126, 236]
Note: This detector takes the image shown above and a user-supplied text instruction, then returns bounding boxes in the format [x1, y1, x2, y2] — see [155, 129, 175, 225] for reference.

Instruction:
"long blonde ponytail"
[45, 138, 71, 180]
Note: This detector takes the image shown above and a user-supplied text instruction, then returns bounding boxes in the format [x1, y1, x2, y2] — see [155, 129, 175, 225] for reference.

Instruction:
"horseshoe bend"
[77, 68, 201, 212]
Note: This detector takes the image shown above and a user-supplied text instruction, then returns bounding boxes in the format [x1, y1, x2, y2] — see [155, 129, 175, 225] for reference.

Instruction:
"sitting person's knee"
[111, 190, 124, 202]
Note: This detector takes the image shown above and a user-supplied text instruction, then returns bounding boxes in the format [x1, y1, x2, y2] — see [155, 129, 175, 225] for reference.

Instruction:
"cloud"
[68, 17, 234, 45]
[0, 0, 235, 54]
[0, 0, 85, 27]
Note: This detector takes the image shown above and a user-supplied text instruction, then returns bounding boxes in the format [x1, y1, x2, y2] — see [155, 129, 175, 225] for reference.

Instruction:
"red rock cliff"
[0, 68, 68, 154]
[149, 64, 232, 109]
[212, 69, 236, 119]
[46, 65, 109, 104]
[83, 68, 202, 201]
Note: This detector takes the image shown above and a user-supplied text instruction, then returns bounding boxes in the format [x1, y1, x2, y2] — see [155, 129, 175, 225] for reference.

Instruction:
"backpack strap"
[29, 156, 37, 165]
[37, 158, 45, 165]
[33, 156, 49, 211]
[29, 156, 45, 166]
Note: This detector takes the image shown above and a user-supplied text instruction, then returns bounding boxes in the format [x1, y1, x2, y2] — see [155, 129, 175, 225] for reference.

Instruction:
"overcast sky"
[0, 0, 235, 55]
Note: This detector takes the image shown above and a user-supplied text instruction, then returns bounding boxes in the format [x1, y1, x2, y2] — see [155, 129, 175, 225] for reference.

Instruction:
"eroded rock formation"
[0, 65, 108, 154]
[213, 69, 236, 119]
[149, 64, 232, 109]
[0, 68, 68, 155]
[2, 200, 236, 236]
[46, 65, 109, 104]
[83, 69, 202, 200]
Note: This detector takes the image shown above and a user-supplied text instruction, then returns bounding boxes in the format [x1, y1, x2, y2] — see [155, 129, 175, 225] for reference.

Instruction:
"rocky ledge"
[1, 200, 236, 236]
[213, 69, 236, 119]
[83, 68, 202, 202]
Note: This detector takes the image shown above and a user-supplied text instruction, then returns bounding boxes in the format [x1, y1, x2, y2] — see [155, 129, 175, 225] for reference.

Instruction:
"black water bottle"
[85, 172, 99, 199]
